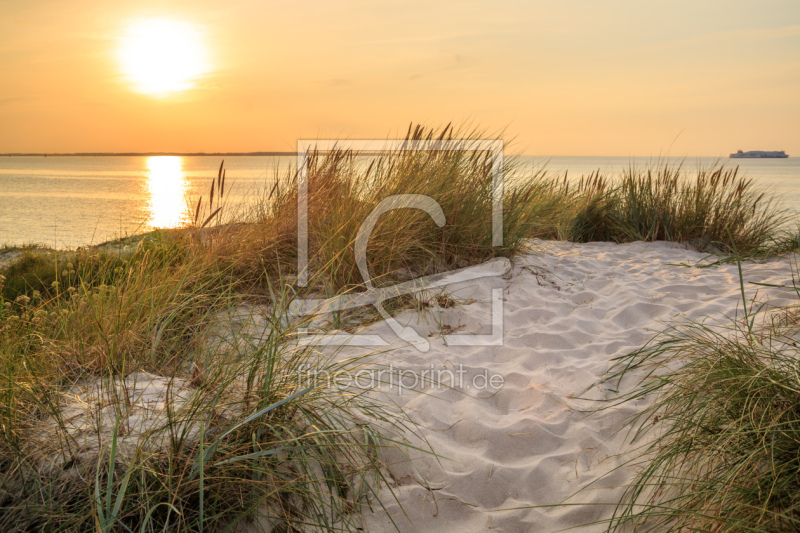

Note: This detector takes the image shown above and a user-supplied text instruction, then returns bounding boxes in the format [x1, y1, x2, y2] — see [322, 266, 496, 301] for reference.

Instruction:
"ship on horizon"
[730, 149, 789, 159]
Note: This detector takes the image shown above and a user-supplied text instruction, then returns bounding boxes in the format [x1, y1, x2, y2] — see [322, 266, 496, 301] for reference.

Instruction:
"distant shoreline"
[0, 152, 298, 157]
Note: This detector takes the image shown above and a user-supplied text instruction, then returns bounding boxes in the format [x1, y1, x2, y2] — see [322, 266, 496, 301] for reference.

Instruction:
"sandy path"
[334, 240, 797, 532]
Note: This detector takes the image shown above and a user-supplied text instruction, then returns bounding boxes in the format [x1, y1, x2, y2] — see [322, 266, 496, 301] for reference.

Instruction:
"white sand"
[27, 372, 203, 473]
[330, 240, 798, 532]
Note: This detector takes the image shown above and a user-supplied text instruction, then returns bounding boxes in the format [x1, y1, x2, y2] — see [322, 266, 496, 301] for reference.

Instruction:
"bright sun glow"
[118, 19, 209, 96]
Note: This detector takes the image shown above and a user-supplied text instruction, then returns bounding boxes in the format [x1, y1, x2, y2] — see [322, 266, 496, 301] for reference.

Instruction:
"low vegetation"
[182, 125, 792, 298]
[0, 237, 419, 531]
[202, 124, 545, 296]
[557, 163, 789, 253]
[596, 263, 800, 532]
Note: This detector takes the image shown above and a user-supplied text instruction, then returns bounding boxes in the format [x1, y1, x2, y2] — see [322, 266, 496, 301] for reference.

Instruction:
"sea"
[1, 154, 798, 249]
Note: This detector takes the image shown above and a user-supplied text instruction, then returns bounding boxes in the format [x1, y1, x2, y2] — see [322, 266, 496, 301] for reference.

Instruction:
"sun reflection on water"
[146, 156, 189, 228]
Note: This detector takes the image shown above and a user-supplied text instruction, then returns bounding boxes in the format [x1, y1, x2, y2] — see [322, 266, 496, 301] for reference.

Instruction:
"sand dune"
[27, 240, 795, 532]
[333, 240, 797, 532]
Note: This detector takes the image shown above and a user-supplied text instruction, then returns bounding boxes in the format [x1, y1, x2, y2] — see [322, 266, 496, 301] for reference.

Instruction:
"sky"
[1, 0, 798, 156]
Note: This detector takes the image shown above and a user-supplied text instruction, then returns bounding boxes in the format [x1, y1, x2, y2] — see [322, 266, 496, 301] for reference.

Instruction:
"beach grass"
[201, 124, 550, 298]
[596, 260, 800, 532]
[0, 234, 420, 531]
[196, 128, 790, 301]
[558, 163, 787, 253]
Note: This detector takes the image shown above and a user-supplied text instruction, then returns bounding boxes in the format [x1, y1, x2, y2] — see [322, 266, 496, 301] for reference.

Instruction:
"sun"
[118, 18, 210, 97]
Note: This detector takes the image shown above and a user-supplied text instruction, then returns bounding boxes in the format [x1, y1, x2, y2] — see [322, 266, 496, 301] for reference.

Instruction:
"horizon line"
[0, 152, 760, 159]
[0, 151, 299, 157]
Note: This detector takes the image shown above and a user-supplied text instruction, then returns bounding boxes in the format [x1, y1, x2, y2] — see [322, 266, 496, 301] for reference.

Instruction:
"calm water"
[0, 156, 291, 248]
[1, 155, 798, 249]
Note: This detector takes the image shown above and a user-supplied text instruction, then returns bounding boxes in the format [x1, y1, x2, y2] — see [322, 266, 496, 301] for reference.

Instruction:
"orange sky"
[1, 0, 798, 156]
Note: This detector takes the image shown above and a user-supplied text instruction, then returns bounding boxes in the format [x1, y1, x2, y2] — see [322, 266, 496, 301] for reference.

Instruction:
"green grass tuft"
[597, 265, 800, 532]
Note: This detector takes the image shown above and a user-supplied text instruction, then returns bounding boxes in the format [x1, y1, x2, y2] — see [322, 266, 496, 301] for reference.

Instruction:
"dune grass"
[556, 163, 788, 253]
[0, 233, 422, 531]
[201, 128, 790, 300]
[201, 124, 553, 298]
[596, 261, 800, 532]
